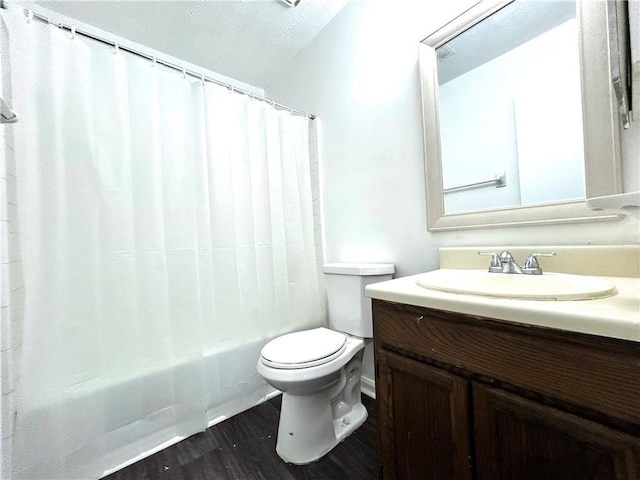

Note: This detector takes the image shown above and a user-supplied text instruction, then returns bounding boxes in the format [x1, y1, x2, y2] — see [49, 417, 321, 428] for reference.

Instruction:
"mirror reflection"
[436, 0, 585, 214]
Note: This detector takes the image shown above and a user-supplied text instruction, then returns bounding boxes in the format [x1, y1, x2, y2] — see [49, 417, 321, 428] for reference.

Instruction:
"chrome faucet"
[478, 251, 556, 275]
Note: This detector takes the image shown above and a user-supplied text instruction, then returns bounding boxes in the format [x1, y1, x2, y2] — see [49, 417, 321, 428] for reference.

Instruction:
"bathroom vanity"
[366, 247, 640, 480]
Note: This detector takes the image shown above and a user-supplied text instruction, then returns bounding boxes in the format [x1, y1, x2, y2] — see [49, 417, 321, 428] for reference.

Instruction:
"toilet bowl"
[256, 263, 395, 465]
[257, 327, 368, 464]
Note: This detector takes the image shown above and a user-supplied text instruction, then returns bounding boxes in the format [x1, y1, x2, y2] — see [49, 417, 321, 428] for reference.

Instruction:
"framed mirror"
[420, 0, 625, 231]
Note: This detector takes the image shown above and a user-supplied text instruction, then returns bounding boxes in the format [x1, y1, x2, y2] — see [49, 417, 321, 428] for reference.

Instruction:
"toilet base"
[274, 350, 367, 465]
[275, 394, 368, 465]
[332, 401, 368, 444]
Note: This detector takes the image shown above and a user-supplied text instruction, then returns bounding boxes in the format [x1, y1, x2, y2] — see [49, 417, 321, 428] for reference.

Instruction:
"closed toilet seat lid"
[260, 327, 347, 369]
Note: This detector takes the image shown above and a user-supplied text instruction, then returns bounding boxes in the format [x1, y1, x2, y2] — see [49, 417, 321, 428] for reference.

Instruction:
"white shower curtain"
[2, 9, 322, 479]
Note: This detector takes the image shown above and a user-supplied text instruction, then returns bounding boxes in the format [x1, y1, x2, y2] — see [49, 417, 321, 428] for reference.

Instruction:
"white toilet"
[256, 262, 395, 465]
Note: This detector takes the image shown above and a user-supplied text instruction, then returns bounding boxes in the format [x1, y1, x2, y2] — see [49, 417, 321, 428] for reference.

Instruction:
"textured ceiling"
[35, 0, 348, 88]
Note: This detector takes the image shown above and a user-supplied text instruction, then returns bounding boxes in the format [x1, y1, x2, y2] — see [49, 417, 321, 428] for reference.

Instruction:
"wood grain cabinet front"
[376, 350, 472, 480]
[473, 383, 640, 480]
[372, 299, 640, 480]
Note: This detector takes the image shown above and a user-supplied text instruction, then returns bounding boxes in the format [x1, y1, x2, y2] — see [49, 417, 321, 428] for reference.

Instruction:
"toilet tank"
[322, 263, 395, 338]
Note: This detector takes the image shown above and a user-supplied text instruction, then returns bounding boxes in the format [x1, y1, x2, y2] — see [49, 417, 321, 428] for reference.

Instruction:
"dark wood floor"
[104, 394, 378, 480]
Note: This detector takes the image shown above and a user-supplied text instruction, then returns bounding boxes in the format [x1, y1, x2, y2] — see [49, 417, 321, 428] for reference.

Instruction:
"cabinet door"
[376, 351, 472, 480]
[474, 383, 640, 480]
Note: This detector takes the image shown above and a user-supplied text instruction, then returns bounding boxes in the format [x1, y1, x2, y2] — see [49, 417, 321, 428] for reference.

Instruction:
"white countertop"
[365, 272, 640, 343]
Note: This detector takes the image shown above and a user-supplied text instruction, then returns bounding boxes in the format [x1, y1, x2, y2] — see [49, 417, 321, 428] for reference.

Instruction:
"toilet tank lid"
[322, 263, 395, 276]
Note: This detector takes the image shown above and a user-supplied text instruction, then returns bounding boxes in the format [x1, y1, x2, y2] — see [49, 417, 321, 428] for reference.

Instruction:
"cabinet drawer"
[373, 300, 640, 427]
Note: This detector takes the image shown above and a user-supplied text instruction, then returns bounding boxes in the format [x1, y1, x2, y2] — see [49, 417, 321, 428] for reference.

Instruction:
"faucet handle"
[478, 251, 502, 273]
[523, 252, 556, 275]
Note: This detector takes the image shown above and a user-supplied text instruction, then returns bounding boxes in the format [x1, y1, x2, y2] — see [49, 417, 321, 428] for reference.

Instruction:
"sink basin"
[415, 269, 618, 301]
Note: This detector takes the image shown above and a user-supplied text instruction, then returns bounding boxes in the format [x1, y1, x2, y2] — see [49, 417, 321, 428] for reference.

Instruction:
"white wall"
[265, 1, 640, 384]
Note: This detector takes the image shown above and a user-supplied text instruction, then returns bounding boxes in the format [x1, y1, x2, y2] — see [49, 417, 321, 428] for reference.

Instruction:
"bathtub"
[12, 338, 279, 479]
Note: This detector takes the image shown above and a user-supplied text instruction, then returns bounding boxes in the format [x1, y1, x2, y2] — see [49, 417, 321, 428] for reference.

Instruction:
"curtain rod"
[5, 5, 315, 120]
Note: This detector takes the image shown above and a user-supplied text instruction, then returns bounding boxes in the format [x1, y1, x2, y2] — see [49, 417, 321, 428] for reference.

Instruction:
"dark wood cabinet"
[377, 350, 472, 480]
[473, 383, 640, 480]
[373, 300, 640, 480]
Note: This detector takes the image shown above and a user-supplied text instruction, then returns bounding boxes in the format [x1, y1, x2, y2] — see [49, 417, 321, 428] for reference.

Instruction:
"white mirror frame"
[420, 0, 624, 231]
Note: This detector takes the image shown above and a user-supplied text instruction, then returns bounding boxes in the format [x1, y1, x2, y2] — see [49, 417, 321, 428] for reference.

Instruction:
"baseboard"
[361, 375, 376, 399]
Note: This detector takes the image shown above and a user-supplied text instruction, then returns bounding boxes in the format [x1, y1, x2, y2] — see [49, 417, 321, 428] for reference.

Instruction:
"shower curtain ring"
[112, 43, 119, 55]
[201, 74, 205, 86]
[182, 68, 187, 80]
[26, 9, 33, 23]
[151, 56, 157, 68]
[69, 26, 76, 40]
[289, 106, 293, 114]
